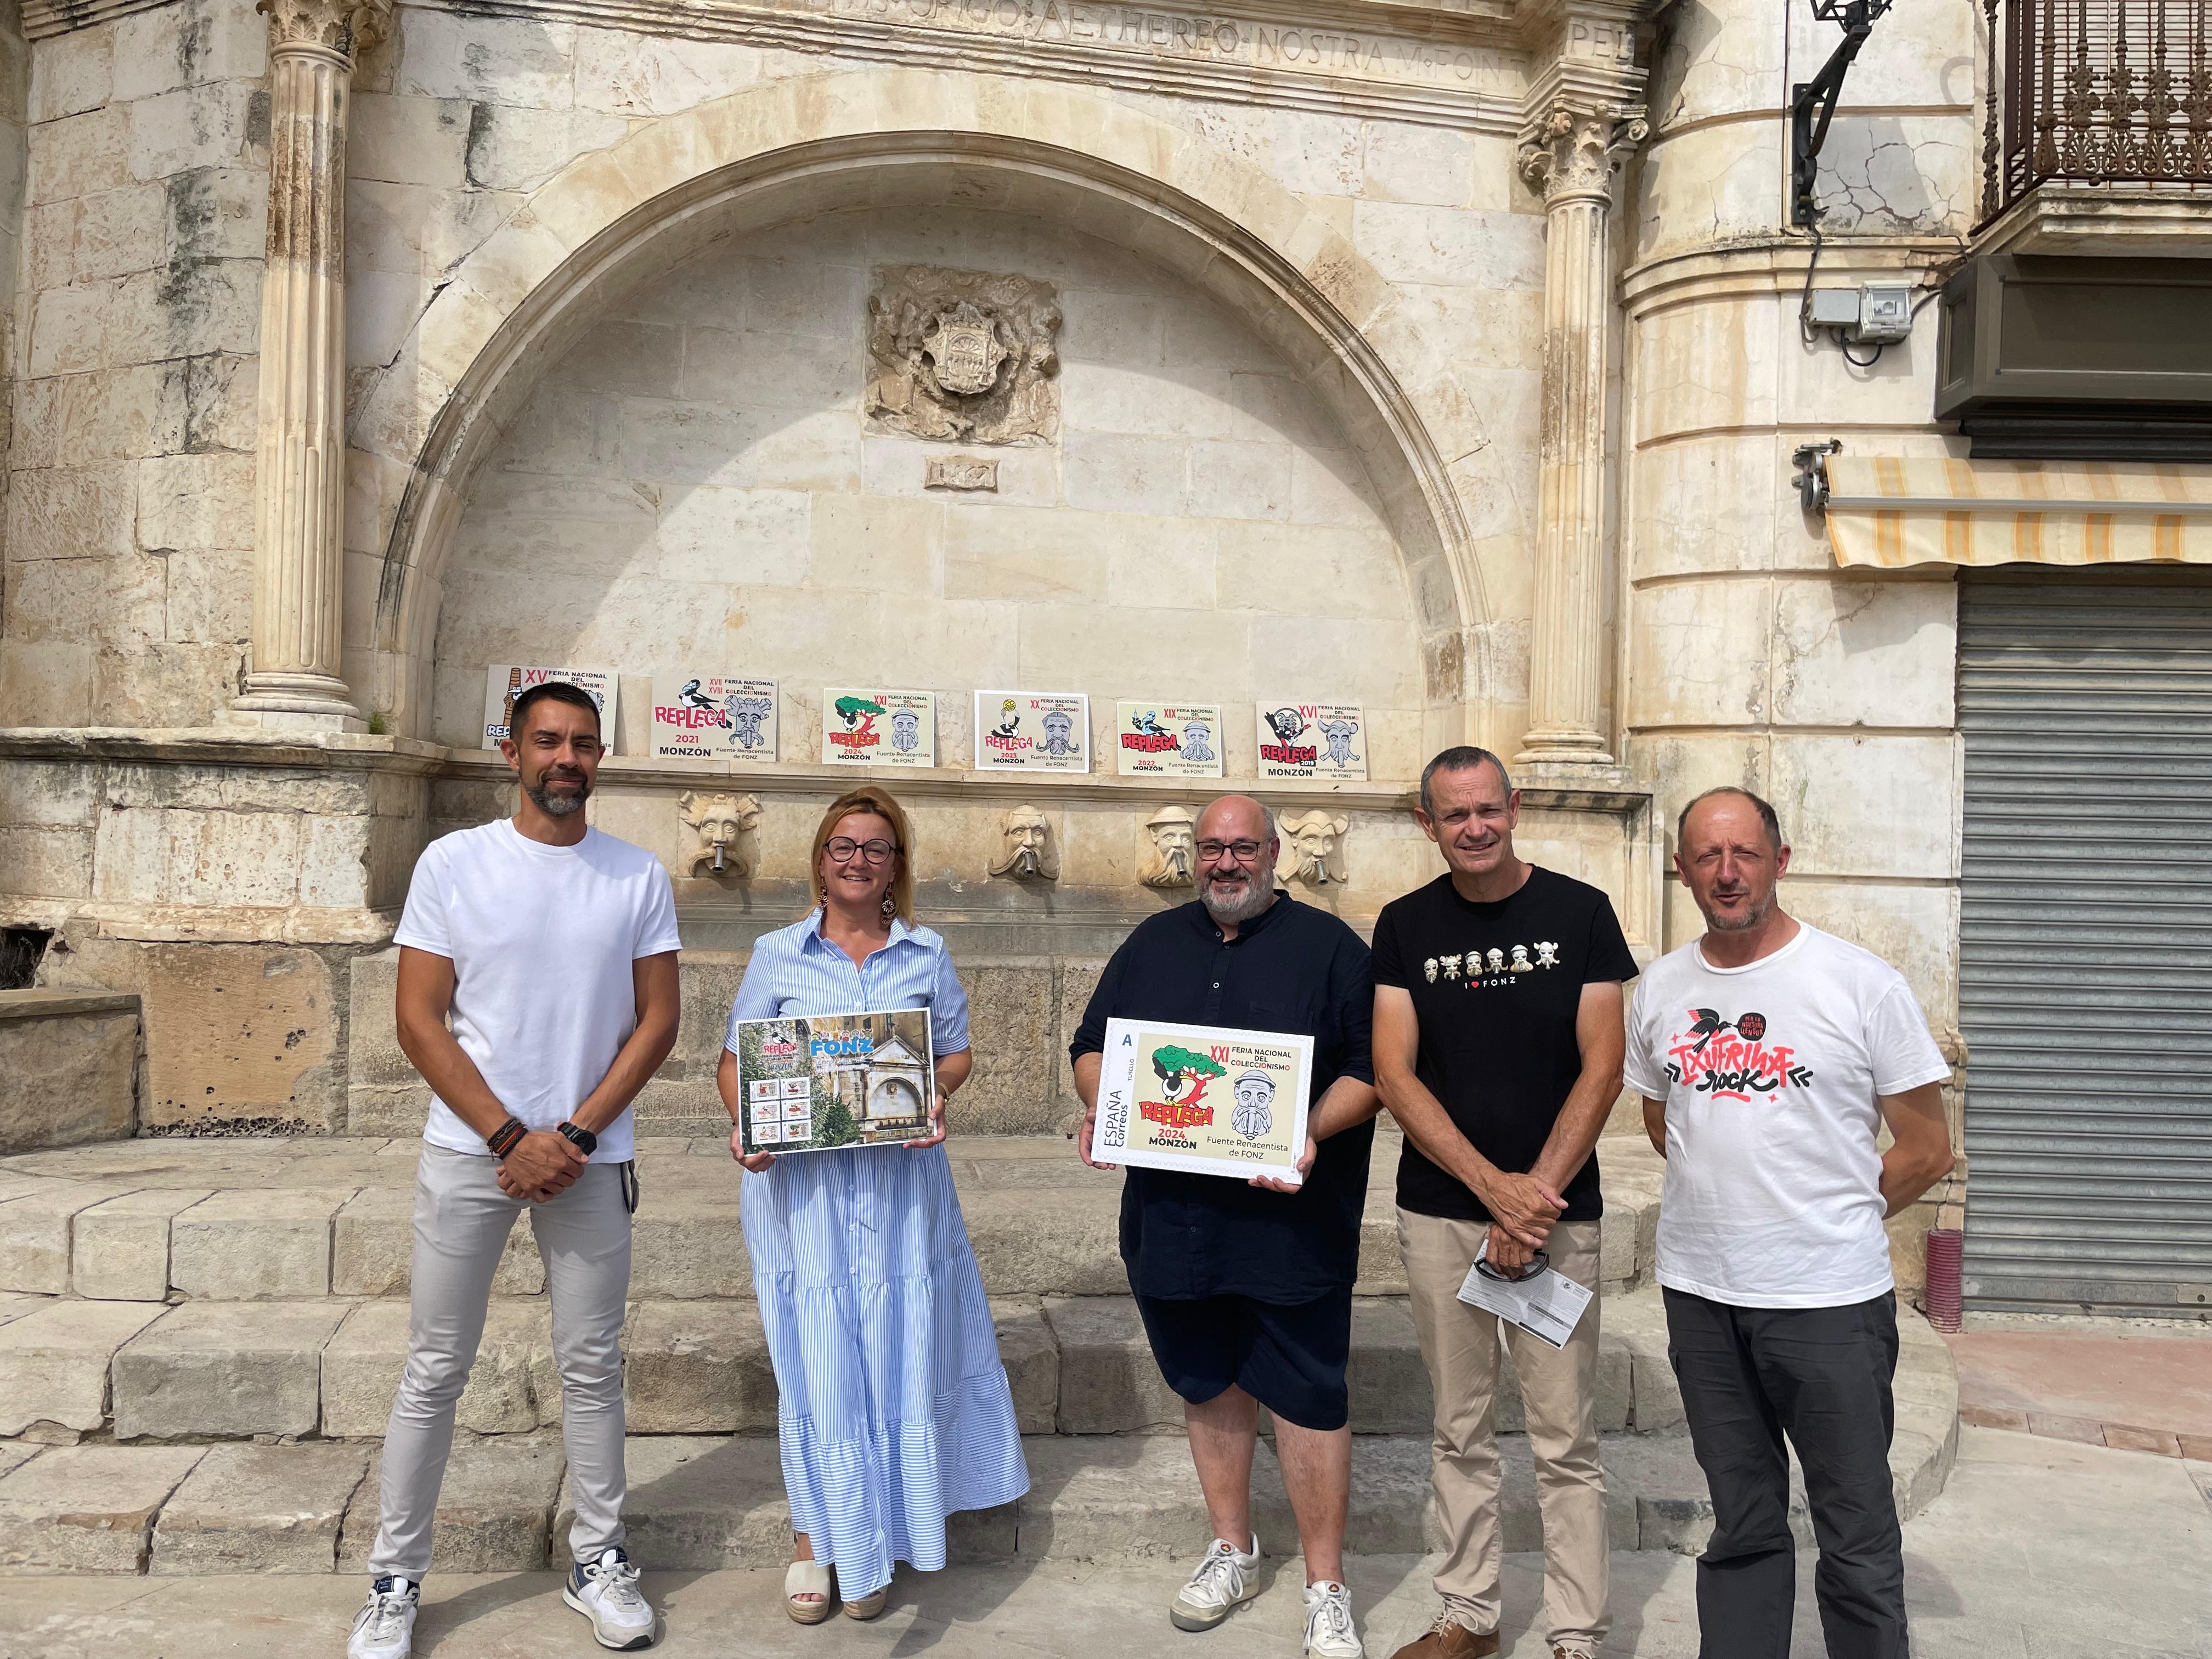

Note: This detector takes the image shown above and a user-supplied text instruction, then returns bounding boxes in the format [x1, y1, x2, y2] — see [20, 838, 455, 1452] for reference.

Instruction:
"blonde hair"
[809, 788, 916, 924]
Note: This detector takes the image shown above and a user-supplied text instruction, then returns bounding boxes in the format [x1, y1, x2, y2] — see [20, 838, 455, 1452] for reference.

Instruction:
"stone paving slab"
[336, 1435, 569, 1575]
[0, 1181, 146, 1293]
[0, 1443, 206, 1574]
[148, 1443, 371, 1575]
[168, 1188, 358, 1300]
[3, 1431, 2192, 1657]
[0, 1135, 1672, 1304]
[1948, 1321, 2212, 1455]
[71, 1188, 208, 1301]
[112, 1301, 351, 1440]
[989, 1297, 1059, 1435]
[0, 1299, 170, 1435]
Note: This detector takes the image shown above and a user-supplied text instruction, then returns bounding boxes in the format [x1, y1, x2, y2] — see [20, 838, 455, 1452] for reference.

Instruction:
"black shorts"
[1133, 1287, 1354, 1432]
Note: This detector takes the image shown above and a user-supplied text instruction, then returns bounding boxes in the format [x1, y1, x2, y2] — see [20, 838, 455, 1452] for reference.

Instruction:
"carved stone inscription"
[866, 266, 1062, 445]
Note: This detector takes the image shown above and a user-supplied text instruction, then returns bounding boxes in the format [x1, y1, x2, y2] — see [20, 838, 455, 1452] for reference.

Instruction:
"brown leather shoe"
[1389, 1612, 1500, 1659]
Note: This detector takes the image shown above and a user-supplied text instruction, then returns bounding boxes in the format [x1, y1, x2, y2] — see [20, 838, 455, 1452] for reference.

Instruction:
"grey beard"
[1704, 890, 1773, 932]
[526, 776, 590, 817]
[1201, 873, 1274, 926]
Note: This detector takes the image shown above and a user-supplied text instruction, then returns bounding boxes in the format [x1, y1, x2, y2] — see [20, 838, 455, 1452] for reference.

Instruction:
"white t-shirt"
[393, 820, 682, 1164]
[1623, 923, 1949, 1310]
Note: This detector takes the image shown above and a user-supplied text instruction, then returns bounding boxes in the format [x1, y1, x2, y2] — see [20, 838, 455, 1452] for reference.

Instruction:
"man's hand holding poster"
[1090, 1018, 1314, 1183]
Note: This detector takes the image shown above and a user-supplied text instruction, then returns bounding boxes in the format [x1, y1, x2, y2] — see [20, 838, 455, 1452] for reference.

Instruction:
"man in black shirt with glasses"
[1073, 794, 1378, 1659]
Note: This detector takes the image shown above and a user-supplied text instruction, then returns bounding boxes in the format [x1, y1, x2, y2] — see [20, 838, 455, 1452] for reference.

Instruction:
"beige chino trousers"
[1398, 1211, 1609, 1652]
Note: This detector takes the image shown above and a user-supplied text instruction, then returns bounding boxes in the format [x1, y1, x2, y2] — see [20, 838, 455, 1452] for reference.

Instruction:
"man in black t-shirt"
[1373, 747, 1637, 1659]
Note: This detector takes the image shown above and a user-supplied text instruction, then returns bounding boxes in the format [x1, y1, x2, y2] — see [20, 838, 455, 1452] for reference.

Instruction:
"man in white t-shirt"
[346, 681, 682, 1659]
[1624, 787, 1952, 1659]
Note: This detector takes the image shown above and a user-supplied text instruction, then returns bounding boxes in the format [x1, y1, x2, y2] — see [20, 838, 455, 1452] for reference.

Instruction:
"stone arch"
[353, 67, 1492, 736]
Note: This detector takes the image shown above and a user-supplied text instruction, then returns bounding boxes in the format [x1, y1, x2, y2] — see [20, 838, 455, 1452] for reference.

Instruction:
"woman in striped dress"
[717, 787, 1029, 1623]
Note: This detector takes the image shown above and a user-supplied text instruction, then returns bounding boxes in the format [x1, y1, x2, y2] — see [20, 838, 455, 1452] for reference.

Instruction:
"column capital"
[256, 0, 392, 60]
[1517, 99, 1650, 204]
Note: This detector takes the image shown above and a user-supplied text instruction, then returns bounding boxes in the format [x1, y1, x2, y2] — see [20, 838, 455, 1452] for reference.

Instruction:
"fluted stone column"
[233, 0, 391, 730]
[1515, 100, 1647, 771]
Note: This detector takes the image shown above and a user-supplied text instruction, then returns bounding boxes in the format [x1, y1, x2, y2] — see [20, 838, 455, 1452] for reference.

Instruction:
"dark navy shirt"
[1070, 893, 1376, 1302]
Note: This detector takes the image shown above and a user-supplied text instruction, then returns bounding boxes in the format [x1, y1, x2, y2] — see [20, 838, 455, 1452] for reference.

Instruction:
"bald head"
[1198, 794, 1274, 844]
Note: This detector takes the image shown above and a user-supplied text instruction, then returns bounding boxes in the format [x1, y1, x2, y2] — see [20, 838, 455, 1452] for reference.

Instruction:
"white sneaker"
[1169, 1533, 1262, 1632]
[564, 1547, 658, 1651]
[346, 1577, 418, 1659]
[1302, 1581, 1362, 1657]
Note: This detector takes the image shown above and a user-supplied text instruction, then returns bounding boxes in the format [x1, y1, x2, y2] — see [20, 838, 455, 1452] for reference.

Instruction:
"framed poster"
[974, 690, 1089, 773]
[483, 665, 618, 750]
[651, 675, 778, 763]
[731, 1009, 935, 1155]
[1256, 701, 1369, 782]
[1113, 700, 1224, 778]
[1089, 1017, 1314, 1182]
[822, 689, 936, 768]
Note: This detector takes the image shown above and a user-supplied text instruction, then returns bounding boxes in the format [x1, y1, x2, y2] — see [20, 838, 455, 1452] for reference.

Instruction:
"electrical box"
[1854, 283, 1914, 343]
[1807, 288, 1861, 329]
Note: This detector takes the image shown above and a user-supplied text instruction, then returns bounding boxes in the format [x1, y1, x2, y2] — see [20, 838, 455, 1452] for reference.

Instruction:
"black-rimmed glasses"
[1195, 839, 1268, 865]
[825, 837, 898, 865]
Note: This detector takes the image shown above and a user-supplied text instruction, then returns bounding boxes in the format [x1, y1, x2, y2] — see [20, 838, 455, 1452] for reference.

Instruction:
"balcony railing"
[1982, 0, 2212, 223]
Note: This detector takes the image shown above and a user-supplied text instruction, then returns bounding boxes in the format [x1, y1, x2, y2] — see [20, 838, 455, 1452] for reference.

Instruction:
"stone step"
[0, 1133, 1669, 1305]
[0, 1430, 1790, 1576]
[0, 1289, 1690, 1444]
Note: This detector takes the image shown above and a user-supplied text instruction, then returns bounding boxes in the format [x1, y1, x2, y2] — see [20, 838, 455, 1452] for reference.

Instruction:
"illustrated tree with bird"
[1150, 1045, 1228, 1108]
[835, 695, 886, 739]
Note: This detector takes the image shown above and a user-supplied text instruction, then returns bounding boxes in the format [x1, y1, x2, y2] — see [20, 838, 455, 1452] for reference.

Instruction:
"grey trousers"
[368, 1145, 633, 1579]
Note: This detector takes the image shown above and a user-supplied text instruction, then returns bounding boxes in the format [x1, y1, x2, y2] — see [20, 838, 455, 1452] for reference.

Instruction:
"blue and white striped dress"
[724, 910, 1029, 1597]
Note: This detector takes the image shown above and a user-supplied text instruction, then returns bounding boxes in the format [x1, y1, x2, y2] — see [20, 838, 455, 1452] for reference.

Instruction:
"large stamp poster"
[974, 690, 1090, 773]
[1113, 700, 1225, 778]
[822, 689, 937, 768]
[1090, 1017, 1314, 1182]
[732, 1009, 935, 1155]
[1256, 701, 1369, 782]
[482, 665, 619, 750]
[651, 675, 779, 763]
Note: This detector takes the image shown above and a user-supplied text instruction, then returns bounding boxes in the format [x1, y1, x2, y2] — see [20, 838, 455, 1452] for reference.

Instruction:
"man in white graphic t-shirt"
[1625, 787, 1953, 1659]
[346, 681, 682, 1659]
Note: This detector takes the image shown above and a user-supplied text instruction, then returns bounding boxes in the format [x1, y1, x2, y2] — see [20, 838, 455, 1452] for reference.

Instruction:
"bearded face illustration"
[1230, 1071, 1276, 1142]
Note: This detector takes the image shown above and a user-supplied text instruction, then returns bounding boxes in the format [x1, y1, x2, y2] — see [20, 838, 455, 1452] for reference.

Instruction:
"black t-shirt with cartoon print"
[1372, 867, 1639, 1224]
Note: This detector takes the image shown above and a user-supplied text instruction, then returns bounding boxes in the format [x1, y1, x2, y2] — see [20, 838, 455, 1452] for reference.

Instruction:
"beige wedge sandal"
[785, 1560, 833, 1625]
[842, 1583, 888, 1621]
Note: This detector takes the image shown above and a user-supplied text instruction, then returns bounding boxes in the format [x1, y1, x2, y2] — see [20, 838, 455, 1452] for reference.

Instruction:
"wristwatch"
[556, 1121, 598, 1156]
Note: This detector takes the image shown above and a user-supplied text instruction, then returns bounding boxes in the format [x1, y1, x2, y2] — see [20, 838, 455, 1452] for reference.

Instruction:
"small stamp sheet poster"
[1255, 701, 1369, 782]
[1090, 1017, 1314, 1182]
[974, 691, 1090, 773]
[650, 675, 779, 763]
[1113, 701, 1225, 778]
[823, 689, 937, 768]
[483, 666, 618, 750]
[732, 1009, 935, 1155]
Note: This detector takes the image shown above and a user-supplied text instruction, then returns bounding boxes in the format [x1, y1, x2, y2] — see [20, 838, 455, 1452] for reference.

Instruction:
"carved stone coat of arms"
[866, 266, 1061, 445]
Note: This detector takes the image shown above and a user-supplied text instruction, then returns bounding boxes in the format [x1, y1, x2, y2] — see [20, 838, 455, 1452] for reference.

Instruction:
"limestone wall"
[432, 206, 1432, 781]
[1621, 0, 1974, 1025]
[0, 0, 267, 727]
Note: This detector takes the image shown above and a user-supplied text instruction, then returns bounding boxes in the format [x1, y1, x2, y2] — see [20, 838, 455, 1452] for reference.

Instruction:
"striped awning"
[1824, 456, 2212, 568]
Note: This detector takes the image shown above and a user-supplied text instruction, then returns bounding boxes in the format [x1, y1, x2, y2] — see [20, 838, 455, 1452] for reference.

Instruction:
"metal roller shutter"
[1959, 570, 2212, 1314]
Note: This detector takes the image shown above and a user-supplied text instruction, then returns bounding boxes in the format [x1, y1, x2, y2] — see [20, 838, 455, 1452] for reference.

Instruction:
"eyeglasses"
[824, 836, 899, 865]
[1195, 839, 1268, 865]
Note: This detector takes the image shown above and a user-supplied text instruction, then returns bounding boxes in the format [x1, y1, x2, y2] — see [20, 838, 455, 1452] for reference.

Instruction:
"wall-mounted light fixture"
[1791, 0, 1893, 228]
